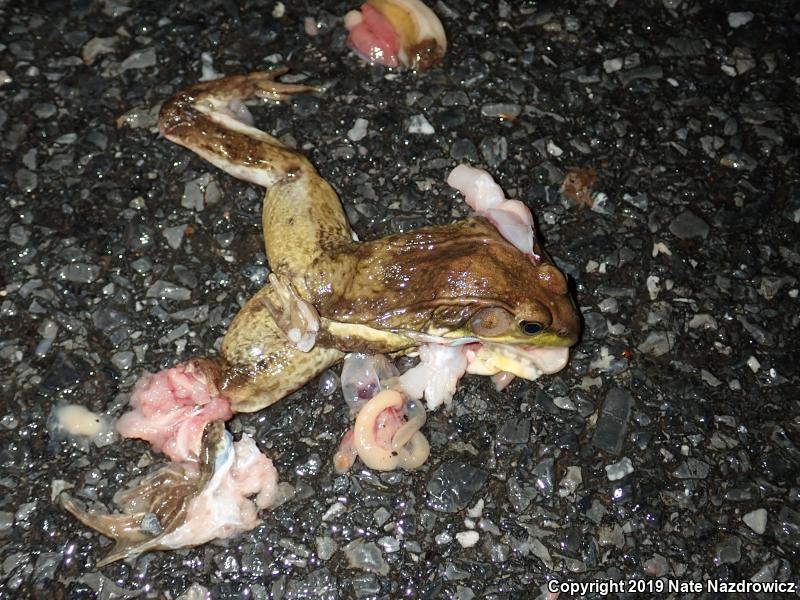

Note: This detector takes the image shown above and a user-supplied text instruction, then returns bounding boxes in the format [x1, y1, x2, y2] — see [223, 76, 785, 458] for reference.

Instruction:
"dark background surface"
[1, 0, 798, 598]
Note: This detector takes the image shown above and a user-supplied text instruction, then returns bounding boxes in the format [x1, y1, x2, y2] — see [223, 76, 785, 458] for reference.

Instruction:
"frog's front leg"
[158, 70, 355, 280]
[262, 272, 320, 352]
[220, 282, 343, 412]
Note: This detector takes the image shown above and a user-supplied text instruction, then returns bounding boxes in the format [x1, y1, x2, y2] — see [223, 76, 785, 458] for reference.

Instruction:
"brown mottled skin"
[158, 70, 579, 412]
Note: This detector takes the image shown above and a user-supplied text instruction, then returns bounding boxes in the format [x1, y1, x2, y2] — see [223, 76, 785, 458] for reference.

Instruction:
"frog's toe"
[61, 494, 150, 543]
[60, 461, 200, 567]
[249, 69, 320, 101]
[62, 421, 280, 565]
[262, 273, 320, 352]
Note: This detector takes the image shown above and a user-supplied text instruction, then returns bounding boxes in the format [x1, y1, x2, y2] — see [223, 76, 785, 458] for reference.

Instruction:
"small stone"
[343, 539, 389, 576]
[15, 501, 36, 523]
[82, 36, 119, 65]
[701, 369, 722, 387]
[455, 531, 479, 548]
[743, 508, 767, 534]
[120, 47, 157, 71]
[546, 140, 563, 157]
[646, 275, 661, 300]
[0, 511, 13, 533]
[322, 501, 346, 522]
[115, 105, 160, 129]
[8, 224, 29, 246]
[728, 11, 753, 28]
[713, 536, 742, 566]
[427, 461, 488, 513]
[592, 388, 632, 455]
[466, 499, 484, 519]
[58, 263, 101, 284]
[638, 331, 675, 357]
[558, 466, 582, 497]
[111, 351, 134, 370]
[177, 583, 211, 600]
[605, 457, 633, 481]
[669, 210, 709, 239]
[347, 118, 368, 142]
[598, 524, 624, 548]
[720, 151, 757, 171]
[598, 298, 618, 313]
[496, 418, 530, 444]
[553, 396, 576, 410]
[531, 458, 555, 497]
[672, 458, 710, 479]
[182, 173, 221, 211]
[146, 280, 191, 301]
[408, 115, 434, 135]
[746, 356, 761, 372]
[33, 103, 57, 119]
[480, 103, 521, 119]
[688, 313, 717, 330]
[16, 168, 38, 193]
[603, 58, 623, 73]
[162, 225, 186, 249]
[318, 370, 339, 397]
[435, 531, 453, 545]
[315, 536, 337, 561]
[480, 136, 508, 166]
[451, 138, 479, 161]
[583, 312, 608, 340]
[377, 536, 401, 553]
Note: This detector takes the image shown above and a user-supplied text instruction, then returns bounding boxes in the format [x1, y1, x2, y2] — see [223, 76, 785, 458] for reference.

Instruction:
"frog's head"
[388, 219, 581, 380]
[328, 218, 580, 379]
[440, 262, 579, 348]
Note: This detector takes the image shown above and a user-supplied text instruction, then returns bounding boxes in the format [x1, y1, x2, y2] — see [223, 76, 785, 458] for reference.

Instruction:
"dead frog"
[156, 69, 580, 415]
[60, 70, 579, 563]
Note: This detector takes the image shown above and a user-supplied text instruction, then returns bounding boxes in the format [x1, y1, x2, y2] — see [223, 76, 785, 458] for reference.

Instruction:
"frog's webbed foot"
[191, 70, 319, 125]
[234, 68, 320, 102]
[260, 273, 320, 352]
[62, 421, 280, 566]
[61, 458, 203, 566]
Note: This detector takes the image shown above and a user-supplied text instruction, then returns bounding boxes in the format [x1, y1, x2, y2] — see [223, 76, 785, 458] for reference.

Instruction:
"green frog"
[158, 69, 580, 412]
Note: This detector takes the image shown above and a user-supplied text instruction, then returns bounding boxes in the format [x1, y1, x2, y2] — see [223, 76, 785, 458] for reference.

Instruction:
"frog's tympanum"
[61, 70, 579, 563]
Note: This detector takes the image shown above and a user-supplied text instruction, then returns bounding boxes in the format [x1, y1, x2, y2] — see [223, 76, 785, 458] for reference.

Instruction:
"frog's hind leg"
[159, 69, 315, 188]
[220, 282, 344, 412]
[159, 70, 355, 274]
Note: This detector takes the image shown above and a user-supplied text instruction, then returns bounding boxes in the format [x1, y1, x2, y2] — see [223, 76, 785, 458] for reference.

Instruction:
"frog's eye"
[520, 321, 543, 335]
[470, 307, 512, 337]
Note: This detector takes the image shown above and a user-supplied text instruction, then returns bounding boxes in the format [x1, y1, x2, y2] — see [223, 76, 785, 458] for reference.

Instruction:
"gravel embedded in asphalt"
[1, 1, 799, 598]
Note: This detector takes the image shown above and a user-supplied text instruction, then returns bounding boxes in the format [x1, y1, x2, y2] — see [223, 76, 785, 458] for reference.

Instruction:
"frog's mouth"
[465, 342, 570, 381]
[393, 329, 570, 382]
